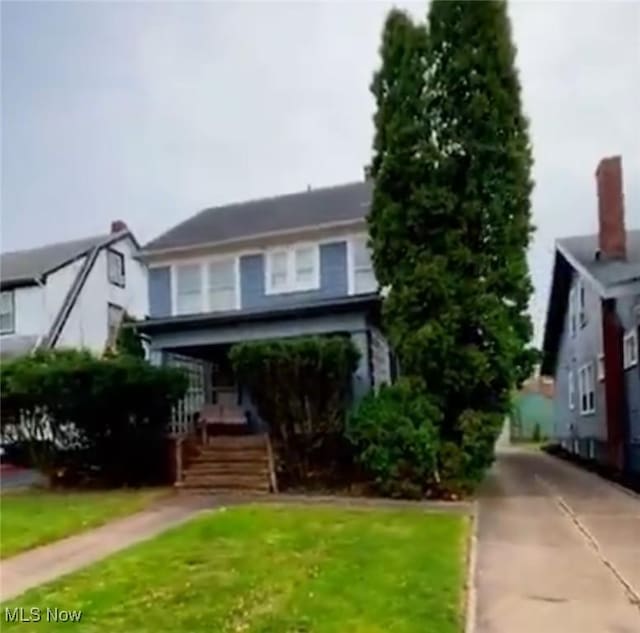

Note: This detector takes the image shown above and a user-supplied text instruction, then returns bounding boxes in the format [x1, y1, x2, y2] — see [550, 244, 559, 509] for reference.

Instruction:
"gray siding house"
[542, 157, 640, 476]
[138, 181, 392, 433]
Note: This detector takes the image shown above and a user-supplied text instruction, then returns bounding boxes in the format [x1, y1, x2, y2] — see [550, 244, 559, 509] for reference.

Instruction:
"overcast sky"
[1, 1, 639, 343]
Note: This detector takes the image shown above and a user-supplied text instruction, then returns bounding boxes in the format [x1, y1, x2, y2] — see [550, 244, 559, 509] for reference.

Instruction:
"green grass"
[3, 505, 469, 632]
[0, 489, 167, 558]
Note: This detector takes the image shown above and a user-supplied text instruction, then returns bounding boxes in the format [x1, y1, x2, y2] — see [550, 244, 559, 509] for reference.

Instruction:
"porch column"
[351, 330, 371, 402]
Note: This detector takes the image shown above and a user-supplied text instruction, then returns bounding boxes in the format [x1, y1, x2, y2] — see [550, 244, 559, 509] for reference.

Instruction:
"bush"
[0, 349, 188, 486]
[230, 336, 360, 486]
[438, 409, 503, 495]
[348, 380, 441, 499]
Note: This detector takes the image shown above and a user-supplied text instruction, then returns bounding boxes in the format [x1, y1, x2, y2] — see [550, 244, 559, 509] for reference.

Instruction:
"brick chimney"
[595, 156, 626, 260]
[110, 220, 128, 234]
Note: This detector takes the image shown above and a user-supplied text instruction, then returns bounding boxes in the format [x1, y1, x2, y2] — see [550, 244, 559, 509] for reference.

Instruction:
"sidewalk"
[474, 448, 640, 633]
[0, 496, 213, 602]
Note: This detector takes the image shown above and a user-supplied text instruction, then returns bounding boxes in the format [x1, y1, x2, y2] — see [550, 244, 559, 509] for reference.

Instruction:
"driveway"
[474, 448, 640, 633]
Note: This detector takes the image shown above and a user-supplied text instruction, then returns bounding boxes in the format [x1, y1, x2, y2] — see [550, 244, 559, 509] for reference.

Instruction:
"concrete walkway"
[474, 448, 640, 633]
[0, 496, 212, 602]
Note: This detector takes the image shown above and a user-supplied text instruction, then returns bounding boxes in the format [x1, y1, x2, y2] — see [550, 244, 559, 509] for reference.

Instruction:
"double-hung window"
[0, 290, 15, 334]
[175, 264, 202, 315]
[623, 329, 638, 369]
[578, 281, 587, 328]
[294, 246, 316, 288]
[107, 249, 125, 287]
[568, 369, 575, 410]
[207, 259, 236, 311]
[569, 288, 577, 337]
[578, 362, 596, 415]
[352, 237, 377, 294]
[266, 244, 319, 294]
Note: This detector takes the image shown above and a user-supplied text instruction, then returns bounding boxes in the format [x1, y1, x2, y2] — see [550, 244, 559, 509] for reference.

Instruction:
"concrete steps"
[180, 433, 274, 494]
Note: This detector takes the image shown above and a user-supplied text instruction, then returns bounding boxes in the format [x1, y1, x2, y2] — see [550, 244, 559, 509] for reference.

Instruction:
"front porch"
[138, 294, 387, 493]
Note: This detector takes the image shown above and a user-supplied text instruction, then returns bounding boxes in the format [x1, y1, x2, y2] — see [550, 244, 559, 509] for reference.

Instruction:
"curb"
[464, 500, 479, 633]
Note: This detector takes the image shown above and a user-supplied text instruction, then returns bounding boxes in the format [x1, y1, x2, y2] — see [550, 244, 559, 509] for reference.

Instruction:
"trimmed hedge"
[230, 336, 360, 486]
[0, 349, 188, 486]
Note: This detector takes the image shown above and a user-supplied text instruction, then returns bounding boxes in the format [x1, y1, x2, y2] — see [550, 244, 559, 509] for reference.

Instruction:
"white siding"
[57, 236, 148, 353]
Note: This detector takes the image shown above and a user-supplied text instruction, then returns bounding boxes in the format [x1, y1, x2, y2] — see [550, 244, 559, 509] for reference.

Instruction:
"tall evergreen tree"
[369, 1, 535, 485]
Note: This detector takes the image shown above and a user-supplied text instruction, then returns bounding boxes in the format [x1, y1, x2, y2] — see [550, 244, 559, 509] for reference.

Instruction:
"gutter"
[136, 293, 381, 334]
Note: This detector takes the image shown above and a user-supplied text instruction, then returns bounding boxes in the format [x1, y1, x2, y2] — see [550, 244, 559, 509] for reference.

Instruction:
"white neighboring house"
[0, 221, 148, 358]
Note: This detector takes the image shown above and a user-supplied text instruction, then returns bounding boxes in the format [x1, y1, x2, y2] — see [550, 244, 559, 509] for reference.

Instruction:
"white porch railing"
[166, 353, 210, 437]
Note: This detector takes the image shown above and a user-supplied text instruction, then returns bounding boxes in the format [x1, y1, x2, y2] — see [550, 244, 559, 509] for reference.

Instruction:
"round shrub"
[348, 379, 441, 498]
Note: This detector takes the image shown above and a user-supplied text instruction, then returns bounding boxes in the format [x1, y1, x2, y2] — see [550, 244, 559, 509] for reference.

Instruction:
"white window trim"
[264, 242, 320, 295]
[347, 234, 377, 296]
[623, 329, 638, 369]
[578, 362, 596, 416]
[568, 369, 575, 410]
[172, 256, 240, 315]
[0, 289, 15, 335]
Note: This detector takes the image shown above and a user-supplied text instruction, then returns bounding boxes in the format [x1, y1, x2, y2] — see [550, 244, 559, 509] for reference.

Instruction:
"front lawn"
[0, 489, 167, 558]
[4, 505, 469, 632]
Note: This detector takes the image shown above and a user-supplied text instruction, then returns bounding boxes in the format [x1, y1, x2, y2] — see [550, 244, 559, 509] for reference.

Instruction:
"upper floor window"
[0, 290, 15, 334]
[623, 329, 638, 369]
[578, 280, 587, 328]
[352, 237, 376, 294]
[265, 244, 319, 294]
[207, 259, 236, 312]
[569, 288, 577, 337]
[578, 362, 595, 415]
[175, 264, 202, 315]
[568, 369, 575, 410]
[107, 249, 125, 287]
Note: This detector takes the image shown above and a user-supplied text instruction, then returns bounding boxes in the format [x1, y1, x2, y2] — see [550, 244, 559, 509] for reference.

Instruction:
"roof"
[136, 293, 381, 335]
[1, 230, 132, 288]
[541, 229, 640, 375]
[143, 181, 372, 253]
[557, 229, 640, 290]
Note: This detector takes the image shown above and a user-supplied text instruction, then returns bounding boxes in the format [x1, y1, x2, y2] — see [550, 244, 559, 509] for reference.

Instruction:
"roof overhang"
[136, 293, 381, 336]
[0, 278, 40, 291]
[139, 218, 367, 263]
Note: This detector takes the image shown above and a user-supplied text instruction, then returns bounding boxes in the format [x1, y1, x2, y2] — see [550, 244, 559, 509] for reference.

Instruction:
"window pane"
[354, 239, 372, 269]
[176, 264, 202, 314]
[270, 252, 288, 290]
[355, 269, 377, 294]
[0, 314, 12, 332]
[0, 291, 14, 333]
[209, 261, 235, 290]
[108, 251, 125, 285]
[295, 247, 315, 286]
[0, 291, 13, 313]
[208, 260, 235, 311]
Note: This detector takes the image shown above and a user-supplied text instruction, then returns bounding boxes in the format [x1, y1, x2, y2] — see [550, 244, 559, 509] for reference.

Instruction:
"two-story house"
[0, 222, 147, 358]
[137, 181, 391, 431]
[541, 156, 640, 477]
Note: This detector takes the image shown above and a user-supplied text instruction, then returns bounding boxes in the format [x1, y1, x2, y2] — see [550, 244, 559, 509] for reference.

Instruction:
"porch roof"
[137, 293, 381, 335]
